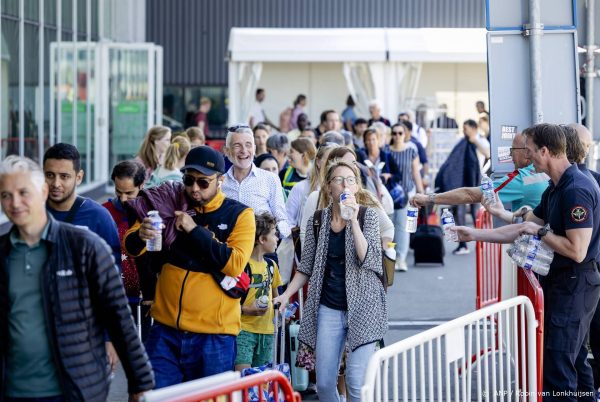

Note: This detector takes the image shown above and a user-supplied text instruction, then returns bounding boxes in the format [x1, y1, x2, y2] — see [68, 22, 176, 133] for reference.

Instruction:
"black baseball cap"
[180, 145, 225, 176]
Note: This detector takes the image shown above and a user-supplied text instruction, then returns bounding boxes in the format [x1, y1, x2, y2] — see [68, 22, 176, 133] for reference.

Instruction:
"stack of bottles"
[506, 231, 554, 276]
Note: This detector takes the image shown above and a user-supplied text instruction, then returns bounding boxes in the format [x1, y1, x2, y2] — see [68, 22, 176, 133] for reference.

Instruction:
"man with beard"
[43, 143, 121, 265]
[43, 143, 123, 376]
[123, 146, 255, 387]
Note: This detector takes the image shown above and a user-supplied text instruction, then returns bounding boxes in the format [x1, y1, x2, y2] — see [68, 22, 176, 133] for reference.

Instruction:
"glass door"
[50, 41, 163, 187]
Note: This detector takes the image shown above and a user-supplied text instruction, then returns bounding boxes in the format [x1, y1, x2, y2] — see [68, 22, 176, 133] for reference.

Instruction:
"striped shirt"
[389, 147, 418, 193]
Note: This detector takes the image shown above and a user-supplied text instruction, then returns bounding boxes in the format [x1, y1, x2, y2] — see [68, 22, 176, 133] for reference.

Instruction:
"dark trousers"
[542, 265, 600, 402]
[589, 299, 600, 388]
[5, 398, 63, 402]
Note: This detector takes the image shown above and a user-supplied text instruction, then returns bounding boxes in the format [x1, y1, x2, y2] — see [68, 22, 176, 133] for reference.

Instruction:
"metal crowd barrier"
[516, 269, 545, 402]
[361, 296, 539, 402]
[142, 370, 301, 402]
[475, 208, 503, 309]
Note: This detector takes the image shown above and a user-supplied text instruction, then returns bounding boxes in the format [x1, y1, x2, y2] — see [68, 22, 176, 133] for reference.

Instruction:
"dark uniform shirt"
[533, 164, 600, 267]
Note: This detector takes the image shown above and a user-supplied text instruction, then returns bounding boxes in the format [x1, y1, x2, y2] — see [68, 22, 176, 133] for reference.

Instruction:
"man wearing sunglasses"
[410, 131, 549, 223]
[123, 146, 256, 388]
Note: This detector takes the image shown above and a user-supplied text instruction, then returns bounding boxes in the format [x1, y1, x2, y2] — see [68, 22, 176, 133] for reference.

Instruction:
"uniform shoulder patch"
[570, 206, 588, 223]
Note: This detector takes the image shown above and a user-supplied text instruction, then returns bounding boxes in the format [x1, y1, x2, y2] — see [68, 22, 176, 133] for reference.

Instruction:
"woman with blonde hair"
[300, 146, 394, 246]
[275, 159, 387, 402]
[136, 125, 172, 179]
[145, 136, 191, 188]
[185, 127, 205, 148]
[280, 137, 317, 200]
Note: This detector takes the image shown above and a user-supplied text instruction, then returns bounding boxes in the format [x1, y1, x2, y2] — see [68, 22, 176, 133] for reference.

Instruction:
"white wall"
[258, 61, 488, 130]
[259, 62, 349, 129]
[414, 62, 488, 126]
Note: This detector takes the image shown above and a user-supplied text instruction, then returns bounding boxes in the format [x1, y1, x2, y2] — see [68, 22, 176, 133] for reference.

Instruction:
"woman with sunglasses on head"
[388, 123, 424, 271]
[274, 160, 387, 402]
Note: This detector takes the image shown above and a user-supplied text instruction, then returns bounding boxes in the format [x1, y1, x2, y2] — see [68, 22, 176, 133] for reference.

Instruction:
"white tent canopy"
[227, 27, 487, 125]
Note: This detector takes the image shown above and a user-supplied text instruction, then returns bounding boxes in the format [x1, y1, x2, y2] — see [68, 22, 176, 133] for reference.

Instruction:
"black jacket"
[0, 216, 154, 401]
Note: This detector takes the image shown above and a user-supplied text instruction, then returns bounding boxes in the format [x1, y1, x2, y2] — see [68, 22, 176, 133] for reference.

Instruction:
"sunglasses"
[228, 124, 251, 132]
[391, 131, 405, 136]
[183, 175, 215, 189]
[509, 147, 527, 155]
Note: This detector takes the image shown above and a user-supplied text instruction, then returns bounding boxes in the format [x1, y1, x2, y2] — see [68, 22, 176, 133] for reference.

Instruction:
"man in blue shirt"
[43, 143, 122, 375]
[43, 143, 121, 265]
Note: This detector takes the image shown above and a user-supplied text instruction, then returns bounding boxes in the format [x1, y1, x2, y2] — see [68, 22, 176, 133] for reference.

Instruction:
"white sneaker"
[395, 260, 408, 271]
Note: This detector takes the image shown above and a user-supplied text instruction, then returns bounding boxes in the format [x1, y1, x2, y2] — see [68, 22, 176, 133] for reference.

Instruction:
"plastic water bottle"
[405, 206, 419, 233]
[384, 242, 397, 261]
[284, 301, 299, 319]
[481, 174, 496, 205]
[340, 189, 353, 220]
[441, 208, 458, 241]
[146, 211, 163, 252]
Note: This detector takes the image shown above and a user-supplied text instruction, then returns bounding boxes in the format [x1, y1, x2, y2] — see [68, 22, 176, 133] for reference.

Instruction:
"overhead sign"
[486, 0, 576, 31]
[487, 29, 580, 175]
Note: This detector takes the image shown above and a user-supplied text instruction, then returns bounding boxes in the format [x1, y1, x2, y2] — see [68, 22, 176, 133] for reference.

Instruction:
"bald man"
[569, 123, 600, 185]
[411, 131, 549, 218]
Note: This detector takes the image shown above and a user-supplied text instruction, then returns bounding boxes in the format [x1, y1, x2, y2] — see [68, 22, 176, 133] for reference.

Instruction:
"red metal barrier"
[517, 268, 544, 402]
[156, 371, 301, 402]
[475, 207, 503, 309]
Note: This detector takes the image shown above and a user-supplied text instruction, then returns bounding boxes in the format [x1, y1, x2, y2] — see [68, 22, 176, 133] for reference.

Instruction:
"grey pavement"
[108, 235, 477, 401]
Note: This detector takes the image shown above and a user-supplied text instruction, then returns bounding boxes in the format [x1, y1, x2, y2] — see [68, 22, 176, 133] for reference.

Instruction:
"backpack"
[312, 207, 389, 291]
[240, 257, 275, 305]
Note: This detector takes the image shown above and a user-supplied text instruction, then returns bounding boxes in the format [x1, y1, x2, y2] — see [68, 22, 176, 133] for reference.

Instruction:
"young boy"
[235, 213, 283, 371]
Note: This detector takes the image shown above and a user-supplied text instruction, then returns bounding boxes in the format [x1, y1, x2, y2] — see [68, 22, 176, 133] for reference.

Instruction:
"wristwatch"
[427, 193, 436, 205]
[537, 224, 550, 238]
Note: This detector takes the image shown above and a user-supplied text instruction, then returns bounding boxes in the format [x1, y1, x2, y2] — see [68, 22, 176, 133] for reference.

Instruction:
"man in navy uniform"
[452, 123, 600, 401]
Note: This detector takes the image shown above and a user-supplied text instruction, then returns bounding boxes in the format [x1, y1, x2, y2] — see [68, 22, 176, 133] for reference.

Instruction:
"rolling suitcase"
[288, 288, 309, 391]
[412, 207, 445, 265]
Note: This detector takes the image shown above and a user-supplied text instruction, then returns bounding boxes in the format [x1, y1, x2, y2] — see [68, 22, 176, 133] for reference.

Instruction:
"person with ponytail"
[145, 136, 191, 188]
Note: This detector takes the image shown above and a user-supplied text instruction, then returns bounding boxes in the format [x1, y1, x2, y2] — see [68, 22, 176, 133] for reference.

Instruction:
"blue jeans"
[144, 322, 236, 389]
[393, 189, 415, 263]
[315, 305, 377, 402]
[5, 398, 63, 402]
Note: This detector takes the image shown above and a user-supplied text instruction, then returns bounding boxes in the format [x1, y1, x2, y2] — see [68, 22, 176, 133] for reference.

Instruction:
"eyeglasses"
[228, 124, 251, 132]
[509, 147, 527, 155]
[330, 176, 357, 186]
[183, 175, 215, 189]
[391, 131, 405, 136]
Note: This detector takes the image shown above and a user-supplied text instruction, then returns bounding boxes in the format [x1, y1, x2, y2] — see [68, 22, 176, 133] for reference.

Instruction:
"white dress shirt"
[222, 164, 291, 238]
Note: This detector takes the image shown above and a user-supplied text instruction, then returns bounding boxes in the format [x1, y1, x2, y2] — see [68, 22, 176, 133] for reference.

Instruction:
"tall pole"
[528, 0, 544, 124]
[585, 0, 596, 133]
[525, 0, 544, 124]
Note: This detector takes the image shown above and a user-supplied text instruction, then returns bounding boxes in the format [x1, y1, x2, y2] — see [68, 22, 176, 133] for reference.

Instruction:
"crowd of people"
[1, 89, 598, 402]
